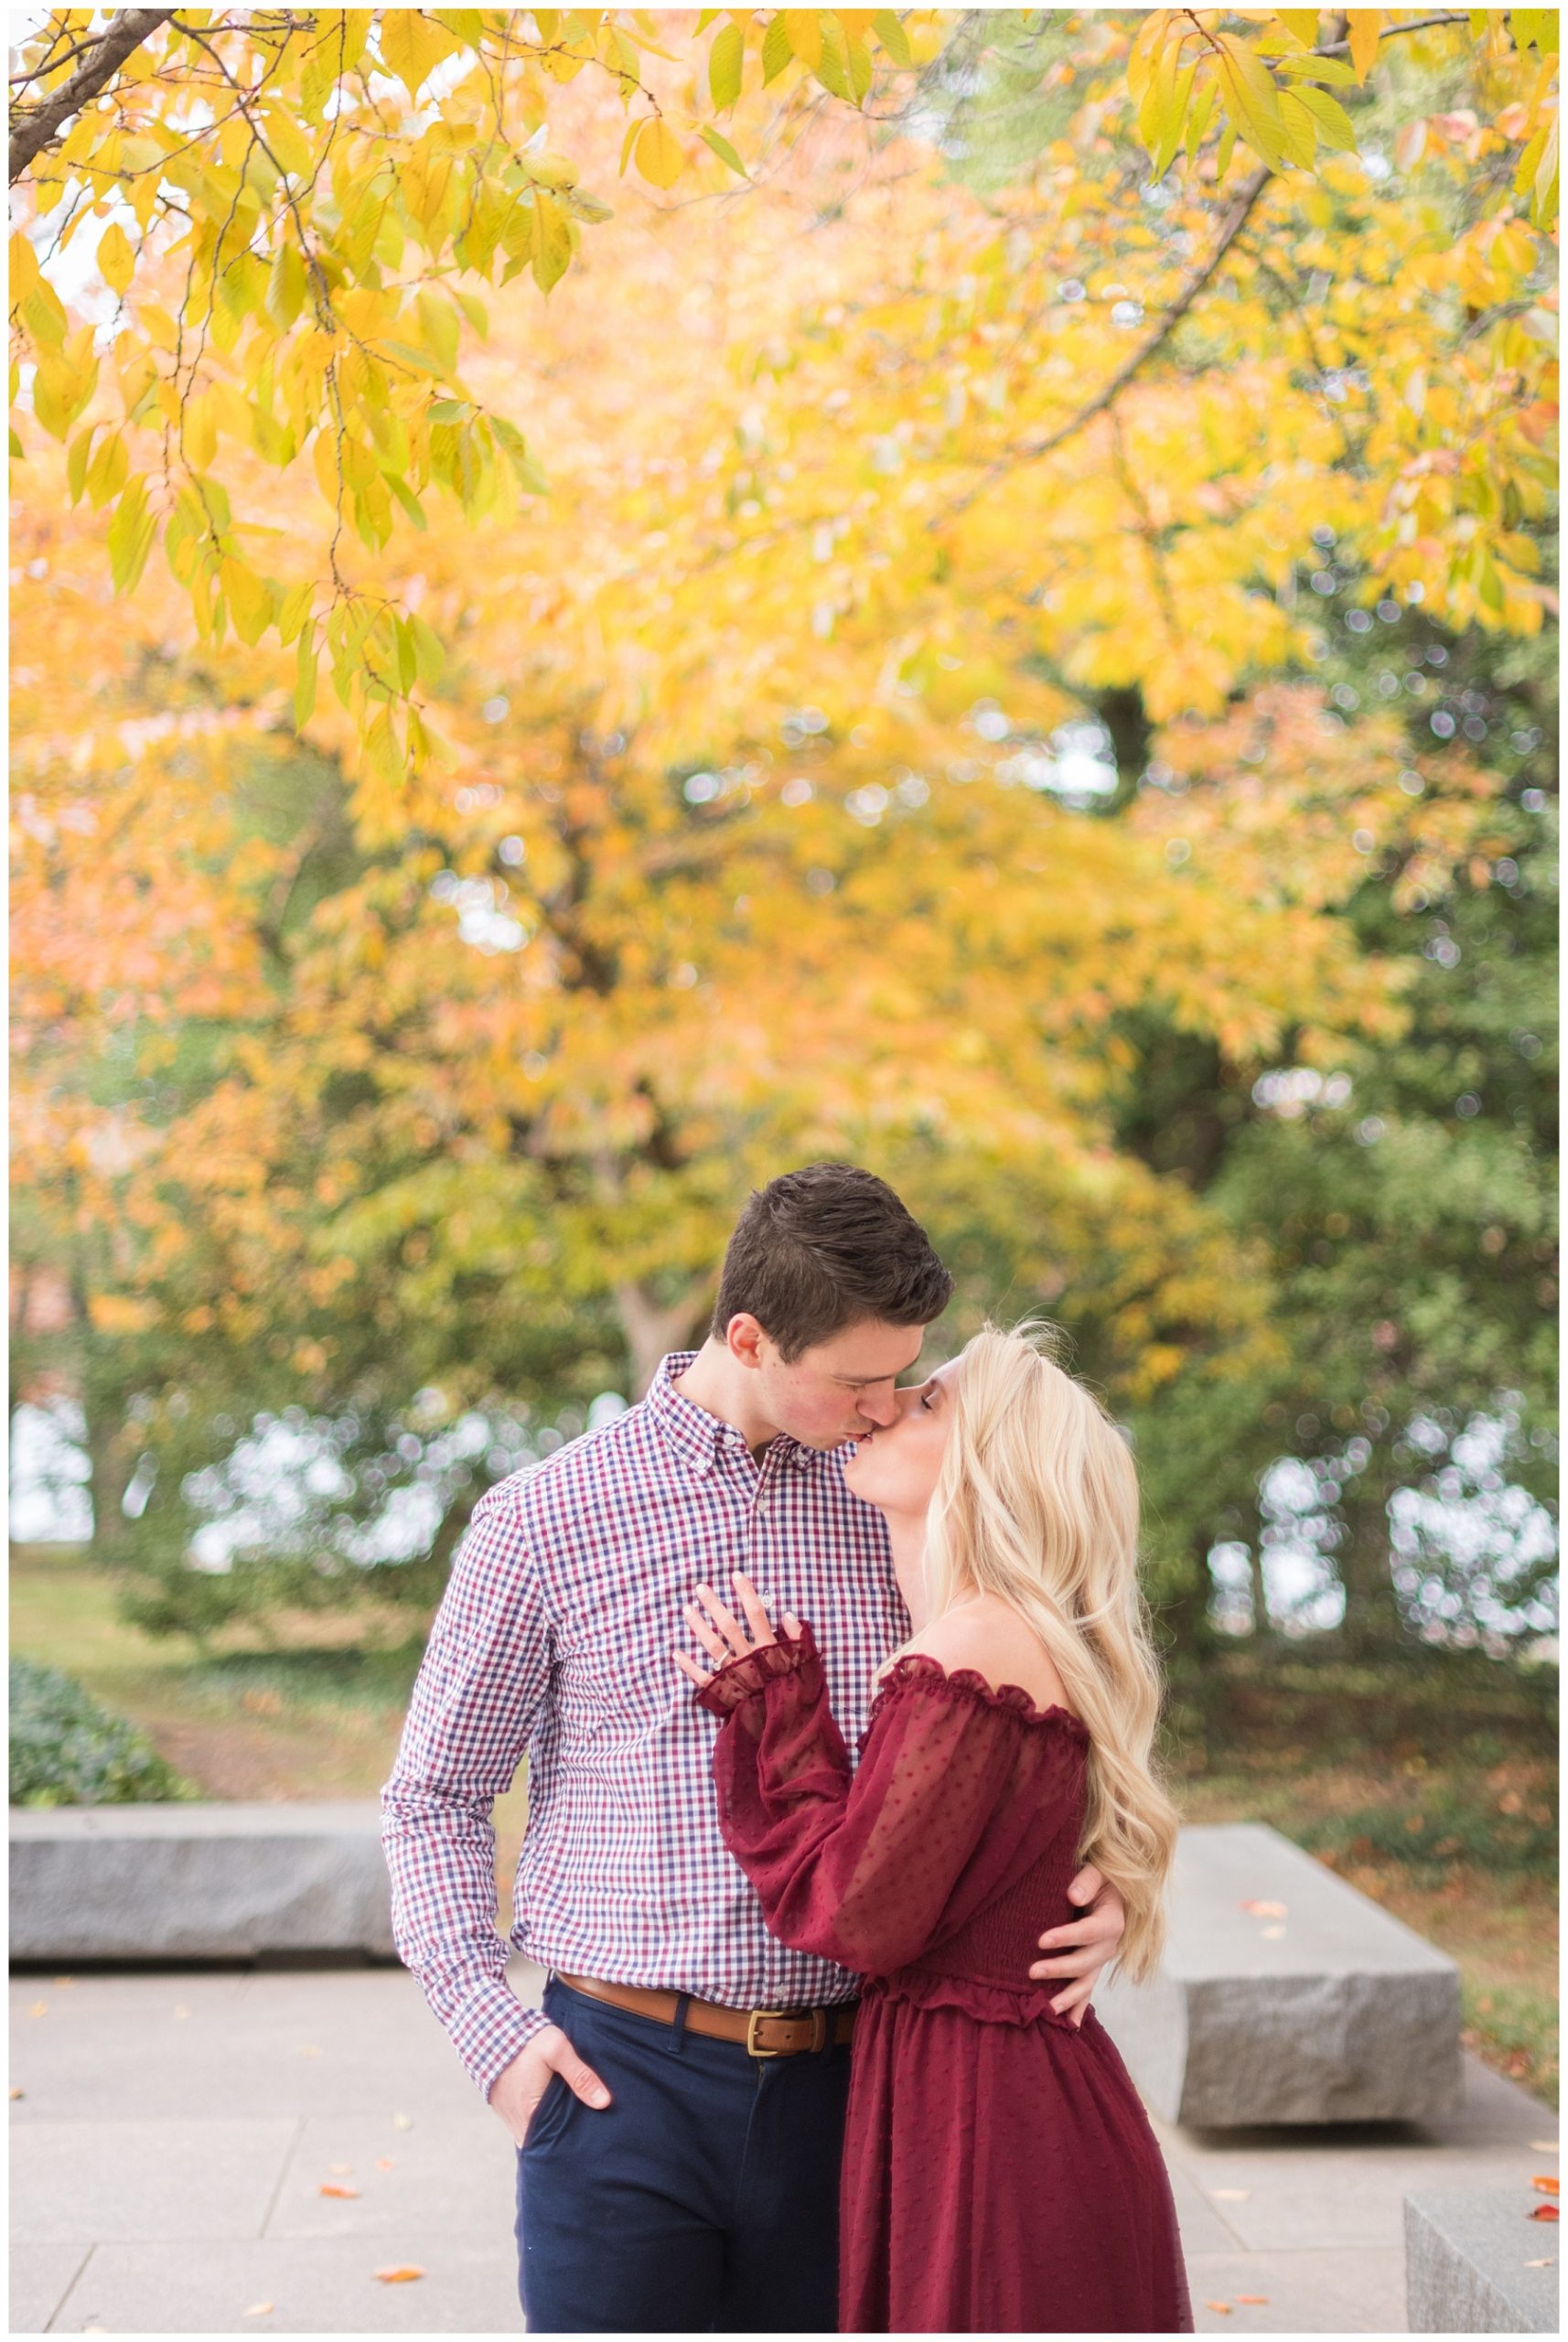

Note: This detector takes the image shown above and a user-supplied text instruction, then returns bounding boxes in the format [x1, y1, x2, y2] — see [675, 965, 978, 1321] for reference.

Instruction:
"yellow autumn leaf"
[97, 221, 135, 296]
[1347, 10, 1383, 81]
[634, 116, 685, 191]
[781, 11, 822, 70]
[378, 11, 459, 101]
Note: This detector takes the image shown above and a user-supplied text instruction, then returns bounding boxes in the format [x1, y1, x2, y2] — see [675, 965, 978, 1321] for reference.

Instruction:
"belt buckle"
[746, 2005, 827, 2059]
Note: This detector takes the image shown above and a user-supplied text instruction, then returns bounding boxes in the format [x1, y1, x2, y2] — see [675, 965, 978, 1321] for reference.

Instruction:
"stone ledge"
[1094, 1821, 1461, 2127]
[9, 1802, 396, 1961]
[1405, 2189, 1560, 2332]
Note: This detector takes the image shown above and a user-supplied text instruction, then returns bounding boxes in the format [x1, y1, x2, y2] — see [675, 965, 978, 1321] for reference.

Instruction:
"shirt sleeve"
[697, 1621, 1030, 1977]
[381, 1489, 552, 2099]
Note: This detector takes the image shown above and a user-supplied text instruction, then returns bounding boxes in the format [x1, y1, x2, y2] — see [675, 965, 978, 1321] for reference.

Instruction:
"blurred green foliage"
[9, 1656, 196, 1807]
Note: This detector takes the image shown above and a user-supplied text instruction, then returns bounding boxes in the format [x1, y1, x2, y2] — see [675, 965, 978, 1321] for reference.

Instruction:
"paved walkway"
[9, 1961, 1558, 2334]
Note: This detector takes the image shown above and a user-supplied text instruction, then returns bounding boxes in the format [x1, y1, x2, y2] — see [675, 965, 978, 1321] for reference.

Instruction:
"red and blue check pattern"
[381, 1351, 909, 2098]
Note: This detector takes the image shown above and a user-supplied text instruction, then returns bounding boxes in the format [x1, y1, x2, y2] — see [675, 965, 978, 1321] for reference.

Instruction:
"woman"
[672, 1322, 1193, 2334]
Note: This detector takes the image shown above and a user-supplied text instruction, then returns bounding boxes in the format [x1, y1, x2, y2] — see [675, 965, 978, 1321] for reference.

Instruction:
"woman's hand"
[671, 1571, 800, 1690]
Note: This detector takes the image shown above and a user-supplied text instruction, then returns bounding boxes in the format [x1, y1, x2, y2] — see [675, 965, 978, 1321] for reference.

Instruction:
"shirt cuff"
[449, 1974, 554, 2100]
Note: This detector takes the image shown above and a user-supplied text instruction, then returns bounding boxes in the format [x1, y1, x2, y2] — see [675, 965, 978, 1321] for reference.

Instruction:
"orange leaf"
[1205, 2304, 1234, 2315]
[1347, 11, 1382, 82]
[375, 2265, 425, 2283]
[1532, 2175, 1560, 2194]
[374, 2156, 395, 2170]
[1235, 2297, 1270, 2306]
[318, 2184, 360, 2198]
[1527, 2203, 1559, 2221]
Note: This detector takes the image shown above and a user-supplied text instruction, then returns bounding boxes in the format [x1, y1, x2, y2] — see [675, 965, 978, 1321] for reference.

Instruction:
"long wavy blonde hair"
[896, 1320, 1179, 1983]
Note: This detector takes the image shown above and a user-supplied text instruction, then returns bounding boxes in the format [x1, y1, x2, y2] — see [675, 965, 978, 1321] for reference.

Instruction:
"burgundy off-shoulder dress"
[695, 1620, 1193, 2336]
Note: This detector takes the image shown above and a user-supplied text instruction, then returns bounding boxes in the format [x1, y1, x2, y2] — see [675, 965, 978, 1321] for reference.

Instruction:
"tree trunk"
[1333, 1488, 1407, 1654]
[1096, 682, 1154, 811]
[1154, 1532, 1219, 1664]
[10, 11, 175, 183]
[81, 1376, 131, 1557]
[615, 1279, 713, 1399]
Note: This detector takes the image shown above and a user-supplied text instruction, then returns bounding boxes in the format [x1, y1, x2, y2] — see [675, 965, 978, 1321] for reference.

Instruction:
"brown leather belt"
[558, 1971, 855, 2059]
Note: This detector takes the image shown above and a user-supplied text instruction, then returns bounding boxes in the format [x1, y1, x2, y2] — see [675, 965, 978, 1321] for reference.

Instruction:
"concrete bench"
[9, 1800, 396, 1961]
[1093, 1821, 1461, 2126]
[1405, 2190, 1560, 2332]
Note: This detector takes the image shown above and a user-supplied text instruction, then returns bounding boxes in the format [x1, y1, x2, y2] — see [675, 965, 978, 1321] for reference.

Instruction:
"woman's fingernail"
[590, 2088, 609, 2108]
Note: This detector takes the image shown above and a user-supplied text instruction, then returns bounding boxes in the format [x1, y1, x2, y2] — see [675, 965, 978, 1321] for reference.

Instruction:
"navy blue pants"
[516, 1976, 853, 2333]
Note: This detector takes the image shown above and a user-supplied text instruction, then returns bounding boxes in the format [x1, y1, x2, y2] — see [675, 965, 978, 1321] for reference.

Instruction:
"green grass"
[9, 1543, 422, 1799]
[1461, 1982, 1559, 2107]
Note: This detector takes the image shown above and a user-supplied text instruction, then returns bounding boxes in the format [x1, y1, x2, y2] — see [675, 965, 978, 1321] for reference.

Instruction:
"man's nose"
[855, 1386, 899, 1428]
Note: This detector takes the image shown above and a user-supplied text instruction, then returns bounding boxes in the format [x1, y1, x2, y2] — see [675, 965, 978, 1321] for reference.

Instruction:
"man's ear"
[725, 1313, 768, 1371]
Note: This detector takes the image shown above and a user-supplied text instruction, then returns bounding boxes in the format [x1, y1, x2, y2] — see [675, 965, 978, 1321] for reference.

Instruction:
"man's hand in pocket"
[490, 2025, 611, 2148]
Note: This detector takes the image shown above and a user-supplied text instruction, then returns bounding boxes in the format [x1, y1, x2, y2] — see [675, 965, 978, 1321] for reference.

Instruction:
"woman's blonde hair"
[898, 1320, 1179, 1983]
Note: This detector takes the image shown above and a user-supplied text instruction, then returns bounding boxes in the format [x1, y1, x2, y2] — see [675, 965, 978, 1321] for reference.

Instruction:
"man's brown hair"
[712, 1164, 952, 1361]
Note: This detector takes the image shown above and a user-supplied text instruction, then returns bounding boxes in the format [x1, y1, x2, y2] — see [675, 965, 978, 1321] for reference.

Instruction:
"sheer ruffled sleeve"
[694, 1621, 1061, 1977]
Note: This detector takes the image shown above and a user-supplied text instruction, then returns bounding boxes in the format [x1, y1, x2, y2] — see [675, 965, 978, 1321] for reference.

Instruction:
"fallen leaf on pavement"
[1211, 2189, 1251, 2201]
[392, 2111, 413, 2131]
[328, 2162, 353, 2175]
[375, 2156, 394, 2170]
[28, 2003, 47, 2018]
[375, 2265, 424, 2283]
[1530, 2140, 1558, 2153]
[242, 2304, 274, 2318]
[1524, 2256, 1555, 2268]
[9, 2088, 24, 2100]
[1204, 2301, 1233, 2315]
[54, 1977, 74, 1988]
[319, 2184, 360, 2199]
[1235, 2296, 1269, 2305]
[1526, 2204, 1559, 2221]
[1531, 2175, 1559, 2195]
[1260, 1925, 1286, 1939]
[1239, 1900, 1287, 1918]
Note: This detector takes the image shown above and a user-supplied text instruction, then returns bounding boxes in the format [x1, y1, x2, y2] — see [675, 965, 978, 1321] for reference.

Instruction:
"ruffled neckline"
[870, 1651, 1089, 1741]
[693, 1621, 1090, 1748]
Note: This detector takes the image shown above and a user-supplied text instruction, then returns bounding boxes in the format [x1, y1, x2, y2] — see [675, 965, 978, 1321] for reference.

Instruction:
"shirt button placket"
[746, 1446, 779, 1582]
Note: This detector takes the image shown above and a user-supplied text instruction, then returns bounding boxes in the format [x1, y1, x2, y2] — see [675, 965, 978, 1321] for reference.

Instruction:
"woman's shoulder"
[887, 1597, 1074, 1722]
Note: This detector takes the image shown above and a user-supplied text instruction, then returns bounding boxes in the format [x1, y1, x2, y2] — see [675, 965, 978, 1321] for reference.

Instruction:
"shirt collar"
[645, 1351, 825, 1476]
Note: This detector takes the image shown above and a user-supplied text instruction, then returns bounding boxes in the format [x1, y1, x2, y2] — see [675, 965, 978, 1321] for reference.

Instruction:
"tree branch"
[1317, 12, 1471, 54]
[938, 163, 1271, 524]
[9, 9, 175, 184]
[928, 5, 1482, 525]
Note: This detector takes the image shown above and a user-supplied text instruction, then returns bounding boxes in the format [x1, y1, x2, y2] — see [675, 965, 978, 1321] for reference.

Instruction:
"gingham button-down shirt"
[381, 1351, 908, 2098]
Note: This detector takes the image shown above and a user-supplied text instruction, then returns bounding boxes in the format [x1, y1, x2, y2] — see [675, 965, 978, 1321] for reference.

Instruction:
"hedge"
[9, 1658, 195, 1806]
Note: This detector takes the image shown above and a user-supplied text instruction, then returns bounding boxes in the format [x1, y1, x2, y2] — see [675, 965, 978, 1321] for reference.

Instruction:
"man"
[382, 1164, 1127, 2332]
